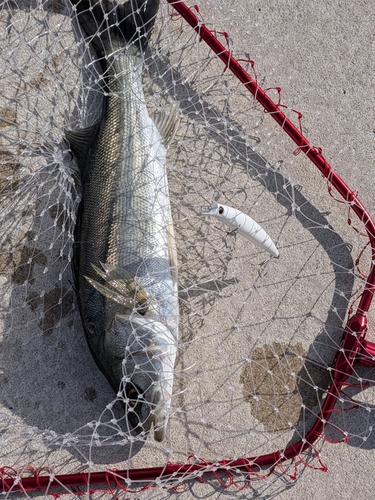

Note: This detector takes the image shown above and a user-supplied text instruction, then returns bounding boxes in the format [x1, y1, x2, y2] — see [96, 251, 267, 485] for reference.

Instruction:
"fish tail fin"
[71, 0, 160, 57]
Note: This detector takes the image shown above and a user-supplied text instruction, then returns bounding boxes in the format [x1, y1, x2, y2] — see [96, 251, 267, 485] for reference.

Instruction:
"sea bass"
[66, 0, 179, 442]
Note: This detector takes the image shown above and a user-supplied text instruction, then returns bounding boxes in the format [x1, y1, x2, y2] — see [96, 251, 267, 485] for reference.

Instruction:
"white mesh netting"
[1, 0, 375, 498]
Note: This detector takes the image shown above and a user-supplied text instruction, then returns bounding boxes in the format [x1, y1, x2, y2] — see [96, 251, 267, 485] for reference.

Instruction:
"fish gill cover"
[1, 0, 375, 498]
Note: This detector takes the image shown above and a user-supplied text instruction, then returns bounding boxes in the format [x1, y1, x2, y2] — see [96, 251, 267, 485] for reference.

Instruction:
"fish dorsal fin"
[64, 124, 99, 170]
[150, 110, 179, 147]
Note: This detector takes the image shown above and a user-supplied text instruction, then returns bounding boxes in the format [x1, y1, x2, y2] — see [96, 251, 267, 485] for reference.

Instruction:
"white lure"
[202, 202, 279, 258]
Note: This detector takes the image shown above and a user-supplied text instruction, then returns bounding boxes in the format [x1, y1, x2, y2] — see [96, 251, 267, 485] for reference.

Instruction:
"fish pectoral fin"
[88, 263, 151, 314]
[84, 276, 135, 310]
[97, 262, 151, 308]
[150, 109, 180, 147]
[64, 124, 100, 170]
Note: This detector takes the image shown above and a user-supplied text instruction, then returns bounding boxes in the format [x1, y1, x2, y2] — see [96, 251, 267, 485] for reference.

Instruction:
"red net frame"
[2, 0, 375, 495]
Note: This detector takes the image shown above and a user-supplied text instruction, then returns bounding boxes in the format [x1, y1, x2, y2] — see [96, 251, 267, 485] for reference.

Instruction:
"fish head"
[105, 313, 177, 442]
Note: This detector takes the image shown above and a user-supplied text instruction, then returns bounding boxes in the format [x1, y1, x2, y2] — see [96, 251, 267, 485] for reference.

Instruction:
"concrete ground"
[1, 0, 375, 498]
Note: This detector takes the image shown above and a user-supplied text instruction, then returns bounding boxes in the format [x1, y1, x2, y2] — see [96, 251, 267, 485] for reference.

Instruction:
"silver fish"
[66, 0, 179, 442]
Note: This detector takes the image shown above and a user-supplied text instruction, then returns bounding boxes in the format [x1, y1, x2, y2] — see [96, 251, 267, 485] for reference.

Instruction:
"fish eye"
[219, 206, 224, 214]
[126, 386, 140, 408]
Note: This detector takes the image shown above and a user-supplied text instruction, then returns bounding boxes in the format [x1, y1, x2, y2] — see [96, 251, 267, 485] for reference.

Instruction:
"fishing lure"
[202, 202, 279, 258]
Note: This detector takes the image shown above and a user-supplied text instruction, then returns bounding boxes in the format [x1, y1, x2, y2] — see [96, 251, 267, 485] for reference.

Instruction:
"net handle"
[3, 0, 375, 493]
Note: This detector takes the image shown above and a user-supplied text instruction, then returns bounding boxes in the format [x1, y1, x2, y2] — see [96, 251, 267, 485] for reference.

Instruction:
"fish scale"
[80, 49, 172, 307]
[66, 0, 178, 442]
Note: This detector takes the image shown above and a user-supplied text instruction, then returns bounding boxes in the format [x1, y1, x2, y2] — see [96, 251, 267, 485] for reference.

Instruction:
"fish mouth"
[146, 387, 169, 442]
[129, 386, 169, 442]
[152, 403, 169, 442]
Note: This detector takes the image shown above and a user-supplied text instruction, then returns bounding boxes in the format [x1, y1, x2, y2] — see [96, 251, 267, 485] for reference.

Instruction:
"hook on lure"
[202, 201, 279, 258]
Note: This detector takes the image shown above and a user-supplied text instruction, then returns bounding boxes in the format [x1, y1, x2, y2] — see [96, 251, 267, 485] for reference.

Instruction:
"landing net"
[1, 0, 375, 497]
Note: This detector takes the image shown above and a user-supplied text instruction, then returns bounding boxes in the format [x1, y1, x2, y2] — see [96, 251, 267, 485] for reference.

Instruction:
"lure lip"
[201, 201, 220, 215]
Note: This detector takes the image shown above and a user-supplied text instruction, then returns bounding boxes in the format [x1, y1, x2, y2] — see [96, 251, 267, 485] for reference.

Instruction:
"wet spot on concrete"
[40, 286, 74, 336]
[9, 246, 46, 285]
[26, 290, 42, 312]
[43, 0, 66, 13]
[84, 387, 97, 402]
[0, 237, 47, 285]
[0, 150, 20, 197]
[48, 204, 66, 229]
[240, 342, 330, 431]
[29, 75, 50, 89]
[29, 55, 60, 89]
[0, 108, 17, 127]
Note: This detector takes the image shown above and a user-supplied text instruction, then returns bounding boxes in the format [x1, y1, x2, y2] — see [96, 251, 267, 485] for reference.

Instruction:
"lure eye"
[218, 206, 224, 215]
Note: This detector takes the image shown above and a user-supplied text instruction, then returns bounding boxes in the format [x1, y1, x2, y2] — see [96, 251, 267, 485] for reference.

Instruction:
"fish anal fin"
[64, 124, 100, 170]
[150, 110, 180, 147]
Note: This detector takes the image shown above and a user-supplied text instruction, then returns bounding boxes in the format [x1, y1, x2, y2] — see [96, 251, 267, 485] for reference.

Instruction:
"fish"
[202, 201, 279, 258]
[65, 0, 179, 442]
